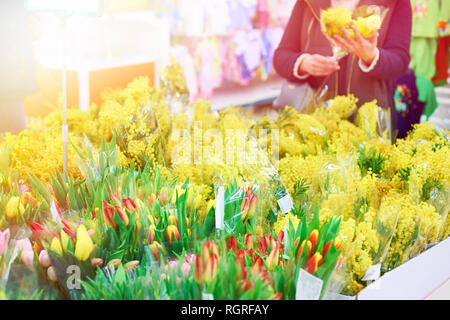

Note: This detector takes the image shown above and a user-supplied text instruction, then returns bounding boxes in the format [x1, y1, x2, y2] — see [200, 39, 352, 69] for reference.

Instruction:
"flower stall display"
[0, 59, 449, 300]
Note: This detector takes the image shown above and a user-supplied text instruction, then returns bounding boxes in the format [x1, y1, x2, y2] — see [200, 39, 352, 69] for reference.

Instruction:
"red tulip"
[227, 236, 238, 253]
[148, 194, 156, 207]
[115, 206, 129, 226]
[334, 237, 342, 251]
[305, 252, 323, 274]
[102, 200, 116, 229]
[322, 240, 333, 258]
[62, 220, 77, 240]
[265, 244, 280, 271]
[122, 198, 138, 214]
[109, 193, 122, 207]
[308, 230, 319, 252]
[245, 234, 253, 250]
[148, 225, 156, 244]
[157, 188, 168, 205]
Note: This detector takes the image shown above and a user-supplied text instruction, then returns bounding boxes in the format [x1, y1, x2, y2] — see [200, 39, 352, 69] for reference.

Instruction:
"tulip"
[226, 236, 238, 253]
[276, 230, 284, 246]
[124, 260, 140, 271]
[47, 266, 58, 282]
[148, 225, 156, 244]
[16, 238, 33, 269]
[305, 252, 323, 274]
[245, 234, 253, 250]
[157, 188, 168, 205]
[74, 225, 94, 262]
[54, 201, 62, 217]
[39, 250, 51, 268]
[122, 198, 137, 213]
[336, 254, 344, 270]
[322, 240, 332, 258]
[107, 259, 122, 269]
[50, 237, 63, 255]
[102, 200, 116, 229]
[258, 235, 269, 256]
[247, 193, 258, 219]
[265, 244, 280, 271]
[269, 292, 283, 300]
[115, 206, 129, 226]
[334, 237, 342, 251]
[168, 215, 178, 227]
[297, 240, 313, 261]
[91, 258, 104, 268]
[18, 180, 30, 194]
[6, 196, 23, 219]
[149, 241, 166, 261]
[308, 230, 319, 252]
[148, 194, 156, 207]
[166, 225, 181, 245]
[29, 222, 46, 244]
[109, 193, 122, 207]
[93, 208, 99, 220]
[181, 261, 191, 276]
[62, 220, 77, 240]
[0, 229, 10, 255]
[60, 230, 70, 252]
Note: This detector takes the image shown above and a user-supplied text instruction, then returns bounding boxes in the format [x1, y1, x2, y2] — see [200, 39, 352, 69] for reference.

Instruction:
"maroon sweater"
[273, 0, 412, 110]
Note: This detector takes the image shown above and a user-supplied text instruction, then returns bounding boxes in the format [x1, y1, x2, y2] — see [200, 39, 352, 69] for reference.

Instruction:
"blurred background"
[0, 0, 449, 132]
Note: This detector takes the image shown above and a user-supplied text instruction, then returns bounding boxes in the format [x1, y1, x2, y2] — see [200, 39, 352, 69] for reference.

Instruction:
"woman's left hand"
[333, 25, 378, 66]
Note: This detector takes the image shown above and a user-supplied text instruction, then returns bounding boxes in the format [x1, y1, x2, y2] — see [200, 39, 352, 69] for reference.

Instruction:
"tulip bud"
[91, 258, 104, 268]
[148, 194, 156, 207]
[182, 261, 190, 276]
[50, 237, 63, 255]
[74, 225, 94, 262]
[102, 200, 116, 229]
[157, 188, 168, 206]
[107, 259, 122, 269]
[122, 198, 137, 213]
[305, 252, 323, 274]
[168, 215, 178, 227]
[322, 240, 332, 258]
[124, 260, 140, 271]
[115, 206, 129, 226]
[297, 240, 306, 262]
[93, 208, 99, 220]
[308, 230, 319, 253]
[5, 197, 20, 219]
[109, 193, 122, 207]
[148, 225, 156, 244]
[265, 244, 280, 271]
[336, 254, 344, 270]
[247, 194, 258, 219]
[39, 250, 51, 268]
[334, 237, 342, 251]
[166, 225, 180, 245]
[47, 266, 58, 282]
[226, 236, 238, 253]
[62, 220, 77, 240]
[245, 234, 253, 250]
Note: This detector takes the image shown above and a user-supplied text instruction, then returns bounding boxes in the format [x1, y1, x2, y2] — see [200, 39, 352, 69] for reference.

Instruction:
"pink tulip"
[0, 229, 10, 255]
[39, 250, 51, 268]
[182, 261, 191, 276]
[16, 238, 34, 268]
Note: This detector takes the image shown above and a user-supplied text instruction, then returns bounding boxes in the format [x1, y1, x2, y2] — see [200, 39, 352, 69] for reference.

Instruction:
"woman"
[273, 0, 412, 125]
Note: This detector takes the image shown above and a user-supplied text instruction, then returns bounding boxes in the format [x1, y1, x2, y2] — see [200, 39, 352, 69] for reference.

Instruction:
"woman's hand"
[333, 25, 378, 65]
[298, 54, 340, 77]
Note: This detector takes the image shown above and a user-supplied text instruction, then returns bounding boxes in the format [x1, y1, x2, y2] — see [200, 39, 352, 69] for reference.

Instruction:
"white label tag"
[277, 194, 294, 214]
[202, 292, 214, 300]
[296, 269, 323, 300]
[215, 186, 225, 230]
[362, 264, 381, 281]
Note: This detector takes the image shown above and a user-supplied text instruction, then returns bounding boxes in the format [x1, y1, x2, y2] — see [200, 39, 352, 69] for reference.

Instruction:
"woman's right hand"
[298, 54, 340, 77]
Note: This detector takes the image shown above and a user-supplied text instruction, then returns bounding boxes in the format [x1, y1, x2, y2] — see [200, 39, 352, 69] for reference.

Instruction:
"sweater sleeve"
[273, 1, 306, 83]
[365, 0, 412, 81]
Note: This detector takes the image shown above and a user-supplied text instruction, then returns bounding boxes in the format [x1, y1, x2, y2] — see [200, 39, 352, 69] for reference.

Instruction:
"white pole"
[61, 15, 68, 179]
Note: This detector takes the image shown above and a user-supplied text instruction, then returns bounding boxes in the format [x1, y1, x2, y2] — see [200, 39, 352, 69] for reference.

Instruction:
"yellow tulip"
[50, 237, 63, 255]
[6, 197, 23, 219]
[74, 225, 94, 261]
